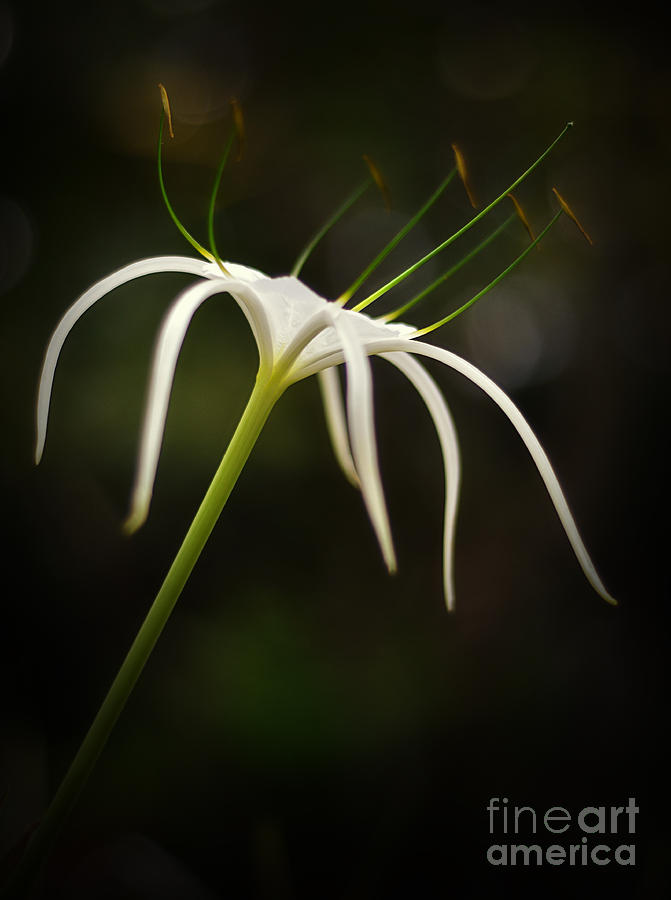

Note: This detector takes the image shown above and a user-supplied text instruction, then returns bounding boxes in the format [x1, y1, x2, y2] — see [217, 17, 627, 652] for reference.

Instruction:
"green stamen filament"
[341, 169, 457, 308]
[207, 129, 236, 275]
[382, 213, 515, 323]
[291, 180, 370, 278]
[157, 111, 214, 263]
[411, 209, 562, 337]
[358, 123, 574, 310]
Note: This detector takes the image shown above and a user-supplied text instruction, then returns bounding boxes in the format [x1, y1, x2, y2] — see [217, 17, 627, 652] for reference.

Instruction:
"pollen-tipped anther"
[507, 192, 536, 243]
[158, 83, 174, 139]
[452, 143, 478, 209]
[552, 186, 593, 245]
[362, 154, 392, 212]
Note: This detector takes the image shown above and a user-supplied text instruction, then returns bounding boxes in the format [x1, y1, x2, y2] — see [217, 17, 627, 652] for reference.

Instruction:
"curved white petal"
[291, 350, 346, 380]
[328, 307, 396, 573]
[317, 368, 360, 488]
[35, 256, 218, 464]
[356, 336, 615, 605]
[223, 281, 275, 371]
[123, 277, 274, 533]
[272, 304, 360, 484]
[275, 306, 335, 376]
[382, 352, 461, 611]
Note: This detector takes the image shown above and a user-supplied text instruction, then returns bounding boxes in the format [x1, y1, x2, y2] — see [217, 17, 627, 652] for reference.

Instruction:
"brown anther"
[452, 143, 477, 209]
[158, 83, 174, 139]
[507, 192, 536, 244]
[230, 97, 245, 162]
[552, 187, 594, 245]
[362, 154, 392, 212]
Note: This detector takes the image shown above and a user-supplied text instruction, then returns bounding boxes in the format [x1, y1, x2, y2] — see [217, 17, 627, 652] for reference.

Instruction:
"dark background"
[1, 1, 669, 897]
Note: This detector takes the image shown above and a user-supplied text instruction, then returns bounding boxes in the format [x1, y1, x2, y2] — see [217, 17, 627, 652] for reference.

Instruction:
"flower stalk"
[4, 373, 283, 897]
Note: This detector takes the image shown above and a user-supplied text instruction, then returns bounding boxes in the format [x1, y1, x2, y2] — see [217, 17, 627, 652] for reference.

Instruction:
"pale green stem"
[3, 374, 283, 899]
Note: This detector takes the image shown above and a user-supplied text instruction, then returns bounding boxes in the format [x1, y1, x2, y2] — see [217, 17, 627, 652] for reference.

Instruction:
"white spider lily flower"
[13, 110, 619, 900]
[35, 256, 615, 610]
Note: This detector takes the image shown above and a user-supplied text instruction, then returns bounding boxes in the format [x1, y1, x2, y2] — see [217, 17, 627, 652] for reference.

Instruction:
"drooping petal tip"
[33, 256, 222, 474]
[122, 501, 149, 537]
[601, 587, 618, 607]
[360, 334, 616, 609]
[317, 368, 360, 489]
[328, 307, 397, 575]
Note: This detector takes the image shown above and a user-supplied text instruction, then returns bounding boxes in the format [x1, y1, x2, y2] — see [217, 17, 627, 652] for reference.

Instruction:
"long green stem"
[3, 376, 282, 898]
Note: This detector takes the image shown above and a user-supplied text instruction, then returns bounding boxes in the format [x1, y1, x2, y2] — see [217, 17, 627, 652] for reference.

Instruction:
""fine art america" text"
[486, 797, 638, 866]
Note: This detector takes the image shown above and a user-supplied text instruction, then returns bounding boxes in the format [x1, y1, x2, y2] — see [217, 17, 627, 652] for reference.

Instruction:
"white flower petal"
[328, 307, 396, 573]
[123, 281, 228, 532]
[317, 368, 360, 488]
[124, 276, 275, 533]
[292, 349, 346, 380]
[224, 281, 275, 371]
[359, 336, 615, 605]
[275, 306, 334, 377]
[35, 256, 218, 464]
[285, 318, 414, 381]
[382, 352, 461, 611]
